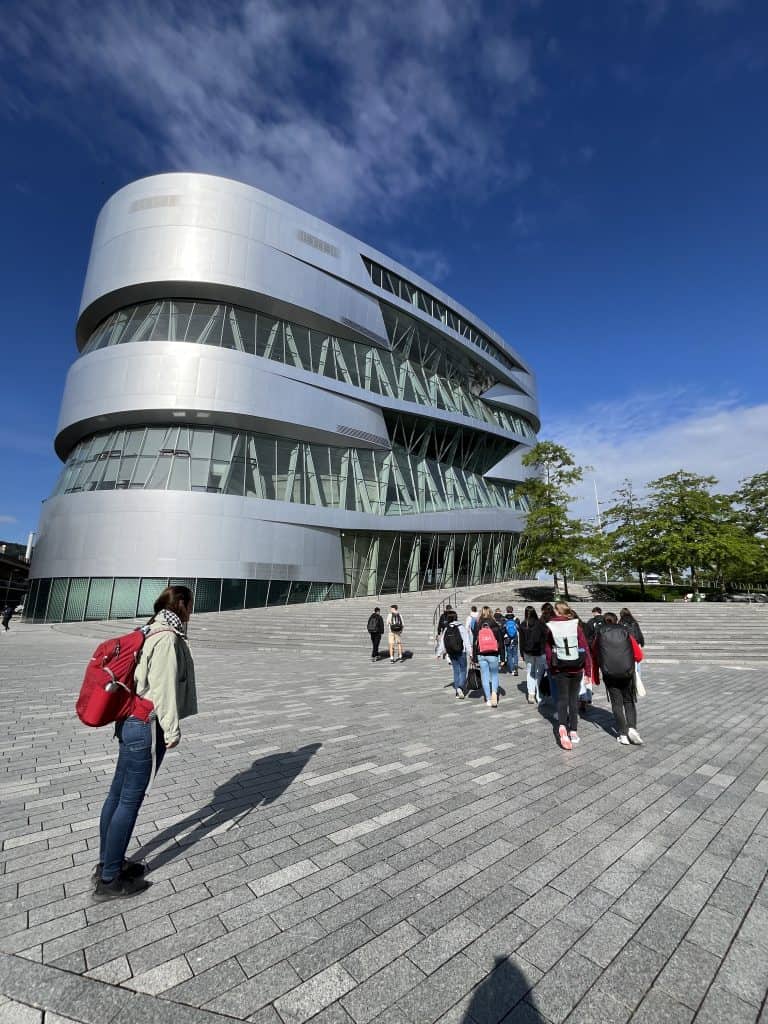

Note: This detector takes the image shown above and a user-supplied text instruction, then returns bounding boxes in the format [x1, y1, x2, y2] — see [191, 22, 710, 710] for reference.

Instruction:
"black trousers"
[605, 673, 637, 735]
[370, 632, 382, 659]
[553, 672, 581, 732]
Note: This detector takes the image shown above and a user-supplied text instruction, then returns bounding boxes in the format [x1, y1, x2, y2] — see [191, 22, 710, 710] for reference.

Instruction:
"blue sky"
[1, 0, 766, 539]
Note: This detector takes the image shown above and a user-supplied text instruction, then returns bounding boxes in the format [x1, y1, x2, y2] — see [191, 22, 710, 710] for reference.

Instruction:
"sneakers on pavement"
[93, 874, 150, 901]
[627, 728, 644, 745]
[526, 694, 535, 705]
[570, 732, 580, 745]
[91, 859, 146, 884]
[617, 735, 631, 746]
[559, 725, 572, 750]
[491, 693, 498, 707]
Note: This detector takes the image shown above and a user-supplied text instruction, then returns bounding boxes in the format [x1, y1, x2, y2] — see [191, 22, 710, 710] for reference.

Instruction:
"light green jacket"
[134, 618, 197, 744]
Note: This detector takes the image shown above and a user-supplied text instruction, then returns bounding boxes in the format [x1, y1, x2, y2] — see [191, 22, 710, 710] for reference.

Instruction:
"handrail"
[432, 590, 458, 637]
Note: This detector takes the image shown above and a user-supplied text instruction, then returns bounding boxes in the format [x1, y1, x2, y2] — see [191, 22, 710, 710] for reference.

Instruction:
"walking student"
[366, 606, 384, 662]
[465, 605, 478, 634]
[584, 606, 605, 694]
[1, 603, 14, 631]
[387, 604, 404, 663]
[619, 608, 645, 687]
[520, 605, 546, 705]
[598, 612, 644, 745]
[503, 606, 520, 676]
[95, 585, 197, 900]
[436, 610, 470, 698]
[545, 601, 591, 749]
[472, 605, 505, 707]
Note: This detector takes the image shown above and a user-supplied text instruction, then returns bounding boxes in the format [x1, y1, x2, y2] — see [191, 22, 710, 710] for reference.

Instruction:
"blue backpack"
[505, 618, 518, 643]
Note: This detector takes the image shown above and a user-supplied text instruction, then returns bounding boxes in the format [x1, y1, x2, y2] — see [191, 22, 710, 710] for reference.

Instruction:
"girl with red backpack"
[94, 586, 197, 901]
[472, 605, 505, 707]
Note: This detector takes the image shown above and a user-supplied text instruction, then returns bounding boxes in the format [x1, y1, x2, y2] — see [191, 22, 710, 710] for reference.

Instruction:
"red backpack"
[477, 623, 498, 655]
[75, 628, 169, 728]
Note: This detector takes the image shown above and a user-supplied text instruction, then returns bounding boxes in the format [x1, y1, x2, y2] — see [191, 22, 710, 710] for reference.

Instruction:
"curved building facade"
[26, 173, 539, 621]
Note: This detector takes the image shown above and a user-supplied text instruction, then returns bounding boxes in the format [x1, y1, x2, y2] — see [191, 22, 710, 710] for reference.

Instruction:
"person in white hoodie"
[94, 585, 197, 901]
[436, 610, 471, 698]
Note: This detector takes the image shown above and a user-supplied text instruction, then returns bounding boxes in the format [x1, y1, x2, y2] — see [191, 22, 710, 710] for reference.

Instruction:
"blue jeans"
[526, 654, 546, 698]
[478, 655, 500, 701]
[449, 652, 467, 691]
[505, 642, 518, 672]
[99, 717, 165, 881]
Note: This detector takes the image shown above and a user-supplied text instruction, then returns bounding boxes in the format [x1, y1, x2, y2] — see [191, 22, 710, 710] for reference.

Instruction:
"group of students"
[434, 599, 646, 750]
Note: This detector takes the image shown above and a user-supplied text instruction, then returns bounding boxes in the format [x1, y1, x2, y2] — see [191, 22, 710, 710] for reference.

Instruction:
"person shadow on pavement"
[461, 956, 547, 1022]
[137, 742, 322, 871]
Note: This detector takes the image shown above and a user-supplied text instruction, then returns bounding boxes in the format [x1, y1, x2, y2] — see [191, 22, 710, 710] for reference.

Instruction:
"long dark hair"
[619, 607, 637, 625]
[524, 605, 538, 623]
[153, 585, 193, 619]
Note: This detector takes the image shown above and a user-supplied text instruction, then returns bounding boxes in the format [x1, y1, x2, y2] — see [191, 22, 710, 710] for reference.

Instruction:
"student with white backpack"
[544, 601, 592, 749]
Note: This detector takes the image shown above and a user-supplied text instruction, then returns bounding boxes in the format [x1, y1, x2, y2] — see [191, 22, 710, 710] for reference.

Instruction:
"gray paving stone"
[204, 960, 303, 1016]
[593, 940, 668, 1011]
[630, 989, 695, 1023]
[695, 982, 761, 1024]
[395, 953, 485, 1024]
[125, 955, 193, 995]
[633, 905, 694, 955]
[290, 920, 375, 981]
[275, 963, 358, 1024]
[715, 939, 768, 1007]
[522, 949, 601, 1024]
[161, 957, 248, 1007]
[576, 911, 637, 968]
[342, 922, 424, 983]
[684, 905, 742, 957]
[655, 939, 721, 1010]
[405, 916, 483, 975]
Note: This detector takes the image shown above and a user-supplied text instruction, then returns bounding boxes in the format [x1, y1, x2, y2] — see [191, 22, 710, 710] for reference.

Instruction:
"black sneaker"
[91, 859, 146, 883]
[93, 874, 150, 901]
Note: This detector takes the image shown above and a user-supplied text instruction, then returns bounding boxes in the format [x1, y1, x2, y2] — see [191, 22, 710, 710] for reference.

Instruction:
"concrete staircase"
[43, 579, 768, 665]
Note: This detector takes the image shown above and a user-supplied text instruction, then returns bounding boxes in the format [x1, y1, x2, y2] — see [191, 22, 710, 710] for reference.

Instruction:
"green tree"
[733, 471, 768, 537]
[518, 441, 590, 598]
[642, 470, 752, 590]
[603, 479, 655, 593]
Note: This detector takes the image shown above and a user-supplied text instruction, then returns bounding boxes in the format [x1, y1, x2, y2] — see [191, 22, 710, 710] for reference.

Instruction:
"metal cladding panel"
[481, 383, 541, 431]
[31, 492, 346, 582]
[76, 173, 534, 382]
[78, 174, 390, 347]
[30, 491, 528, 581]
[55, 344, 388, 458]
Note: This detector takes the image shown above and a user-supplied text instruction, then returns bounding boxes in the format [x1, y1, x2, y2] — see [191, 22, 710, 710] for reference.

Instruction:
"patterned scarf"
[160, 608, 185, 634]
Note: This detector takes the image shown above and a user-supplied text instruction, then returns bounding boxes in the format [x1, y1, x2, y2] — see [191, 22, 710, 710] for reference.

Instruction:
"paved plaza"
[1, 595, 768, 1023]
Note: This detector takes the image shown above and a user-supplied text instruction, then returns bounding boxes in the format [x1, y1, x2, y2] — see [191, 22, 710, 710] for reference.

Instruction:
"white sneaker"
[627, 728, 644, 745]
[617, 735, 631, 746]
[570, 732, 580, 745]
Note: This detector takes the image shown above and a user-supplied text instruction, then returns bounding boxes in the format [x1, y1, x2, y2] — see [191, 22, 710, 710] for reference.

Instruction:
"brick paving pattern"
[1, 591, 767, 1022]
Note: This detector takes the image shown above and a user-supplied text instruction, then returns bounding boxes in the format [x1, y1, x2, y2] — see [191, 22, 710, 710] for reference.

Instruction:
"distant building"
[26, 174, 539, 621]
[0, 541, 29, 609]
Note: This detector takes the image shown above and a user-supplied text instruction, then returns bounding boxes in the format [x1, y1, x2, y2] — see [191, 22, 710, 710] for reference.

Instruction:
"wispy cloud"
[0, 1, 536, 223]
[0, 516, 17, 525]
[547, 394, 768, 520]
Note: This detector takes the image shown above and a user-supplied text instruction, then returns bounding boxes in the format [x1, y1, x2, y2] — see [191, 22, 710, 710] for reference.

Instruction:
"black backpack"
[389, 612, 403, 633]
[598, 625, 635, 678]
[367, 614, 382, 634]
[443, 623, 464, 657]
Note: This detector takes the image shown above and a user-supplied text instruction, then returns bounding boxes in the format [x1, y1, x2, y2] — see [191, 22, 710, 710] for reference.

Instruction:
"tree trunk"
[638, 569, 646, 596]
[552, 572, 559, 596]
[563, 570, 570, 600]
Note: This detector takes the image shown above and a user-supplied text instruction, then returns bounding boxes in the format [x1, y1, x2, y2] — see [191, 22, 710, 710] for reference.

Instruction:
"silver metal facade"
[29, 173, 539, 617]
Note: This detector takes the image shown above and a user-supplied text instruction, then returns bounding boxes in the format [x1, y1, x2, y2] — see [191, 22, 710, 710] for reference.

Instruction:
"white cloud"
[0, 516, 17, 525]
[547, 394, 768, 521]
[0, 1, 536, 222]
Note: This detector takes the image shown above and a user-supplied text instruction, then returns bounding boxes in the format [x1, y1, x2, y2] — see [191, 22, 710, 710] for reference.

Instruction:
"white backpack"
[549, 618, 585, 671]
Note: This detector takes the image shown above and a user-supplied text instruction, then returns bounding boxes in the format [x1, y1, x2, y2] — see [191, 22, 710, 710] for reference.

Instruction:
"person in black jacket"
[472, 605, 505, 707]
[619, 608, 645, 687]
[519, 606, 546, 705]
[366, 606, 384, 662]
[600, 612, 643, 745]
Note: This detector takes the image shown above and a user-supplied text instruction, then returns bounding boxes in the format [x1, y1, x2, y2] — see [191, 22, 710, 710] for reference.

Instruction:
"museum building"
[26, 173, 539, 621]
